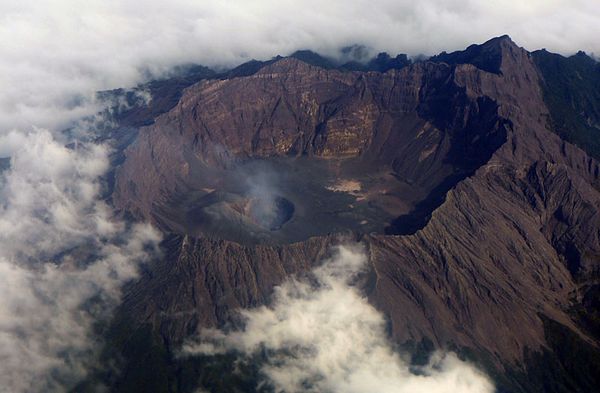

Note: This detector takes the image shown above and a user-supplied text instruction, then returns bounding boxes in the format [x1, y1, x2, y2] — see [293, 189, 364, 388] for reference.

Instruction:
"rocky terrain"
[86, 36, 600, 392]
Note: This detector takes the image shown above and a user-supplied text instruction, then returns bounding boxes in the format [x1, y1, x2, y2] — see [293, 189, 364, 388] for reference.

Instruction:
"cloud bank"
[183, 246, 494, 393]
[0, 1, 596, 391]
[0, 128, 162, 391]
[0, 223, 160, 392]
[1, 0, 599, 134]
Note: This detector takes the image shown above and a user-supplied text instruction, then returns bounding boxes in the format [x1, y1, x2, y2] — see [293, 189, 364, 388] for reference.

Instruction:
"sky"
[1, 0, 599, 134]
[0, 0, 598, 391]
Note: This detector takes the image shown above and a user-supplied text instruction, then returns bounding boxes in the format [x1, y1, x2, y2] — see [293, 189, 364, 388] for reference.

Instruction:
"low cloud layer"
[0, 224, 160, 392]
[0, 128, 162, 391]
[183, 246, 494, 393]
[0, 129, 110, 260]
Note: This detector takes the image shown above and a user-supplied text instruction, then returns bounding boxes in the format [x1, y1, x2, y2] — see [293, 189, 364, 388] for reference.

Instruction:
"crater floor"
[154, 157, 425, 244]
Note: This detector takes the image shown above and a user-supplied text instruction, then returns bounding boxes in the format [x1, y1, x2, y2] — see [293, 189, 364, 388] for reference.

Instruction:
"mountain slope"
[532, 49, 600, 160]
[92, 36, 600, 392]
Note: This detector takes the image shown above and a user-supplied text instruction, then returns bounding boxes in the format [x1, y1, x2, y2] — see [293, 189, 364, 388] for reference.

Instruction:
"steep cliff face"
[104, 36, 600, 392]
[532, 49, 600, 160]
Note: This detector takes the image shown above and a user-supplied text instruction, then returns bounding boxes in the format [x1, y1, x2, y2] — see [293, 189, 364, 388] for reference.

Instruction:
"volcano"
[84, 36, 600, 393]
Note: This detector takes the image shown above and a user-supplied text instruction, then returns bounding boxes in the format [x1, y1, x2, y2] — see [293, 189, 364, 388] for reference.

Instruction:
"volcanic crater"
[114, 56, 507, 245]
[153, 157, 418, 244]
[102, 36, 600, 393]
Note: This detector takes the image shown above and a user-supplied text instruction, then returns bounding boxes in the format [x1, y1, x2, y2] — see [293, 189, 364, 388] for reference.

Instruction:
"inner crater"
[155, 157, 423, 245]
[247, 195, 295, 231]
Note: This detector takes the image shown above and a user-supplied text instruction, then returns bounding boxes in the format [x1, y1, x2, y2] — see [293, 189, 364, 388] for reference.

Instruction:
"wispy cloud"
[0, 128, 162, 391]
[183, 245, 494, 393]
[0, 223, 160, 392]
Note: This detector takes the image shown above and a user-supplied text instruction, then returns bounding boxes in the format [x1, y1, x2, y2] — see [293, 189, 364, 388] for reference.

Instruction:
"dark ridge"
[341, 52, 411, 73]
[216, 51, 350, 79]
[225, 49, 412, 78]
[289, 50, 338, 69]
[571, 283, 600, 341]
[366, 52, 411, 72]
[500, 316, 600, 393]
[93, 66, 217, 202]
[98, 57, 277, 129]
[387, 93, 510, 235]
[88, 316, 600, 393]
[386, 174, 464, 235]
[429, 34, 515, 74]
[533, 49, 600, 160]
[94, 35, 522, 135]
[71, 234, 268, 393]
[95, 47, 414, 135]
[289, 49, 412, 73]
[443, 315, 600, 393]
[219, 57, 281, 79]
[0, 157, 9, 172]
[97, 65, 217, 129]
[340, 44, 370, 61]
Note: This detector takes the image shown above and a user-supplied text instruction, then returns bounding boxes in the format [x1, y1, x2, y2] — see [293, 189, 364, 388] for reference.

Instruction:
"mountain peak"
[289, 50, 337, 69]
[486, 34, 514, 45]
[430, 34, 523, 74]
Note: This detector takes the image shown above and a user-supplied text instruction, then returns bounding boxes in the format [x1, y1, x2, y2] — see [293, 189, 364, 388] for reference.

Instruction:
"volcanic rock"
[103, 36, 600, 392]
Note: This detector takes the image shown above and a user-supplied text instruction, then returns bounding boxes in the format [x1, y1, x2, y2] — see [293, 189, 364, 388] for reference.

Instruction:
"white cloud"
[0, 224, 160, 392]
[183, 246, 494, 393]
[0, 128, 162, 391]
[0, 129, 111, 260]
[1, 1, 599, 134]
